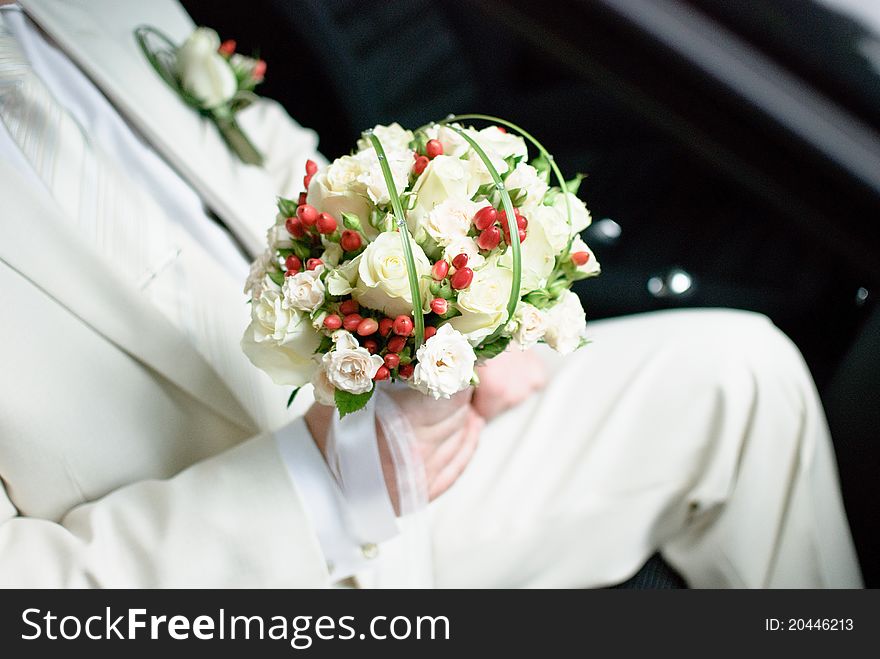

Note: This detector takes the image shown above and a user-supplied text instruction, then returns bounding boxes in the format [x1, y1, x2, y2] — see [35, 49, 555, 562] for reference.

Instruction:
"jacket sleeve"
[0, 425, 330, 587]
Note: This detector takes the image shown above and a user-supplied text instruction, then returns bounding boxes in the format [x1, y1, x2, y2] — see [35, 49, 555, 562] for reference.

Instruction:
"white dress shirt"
[0, 3, 393, 581]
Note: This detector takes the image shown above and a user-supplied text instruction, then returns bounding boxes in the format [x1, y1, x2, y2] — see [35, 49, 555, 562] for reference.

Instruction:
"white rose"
[321, 239, 343, 267]
[570, 235, 601, 277]
[442, 236, 485, 269]
[500, 217, 556, 294]
[310, 362, 337, 406]
[177, 28, 237, 109]
[326, 256, 360, 297]
[474, 126, 528, 161]
[409, 155, 471, 230]
[423, 198, 481, 246]
[282, 267, 326, 312]
[356, 231, 431, 317]
[244, 249, 277, 297]
[266, 221, 293, 251]
[504, 162, 548, 212]
[424, 123, 473, 157]
[543, 290, 587, 355]
[509, 302, 547, 350]
[240, 288, 321, 385]
[529, 204, 570, 253]
[357, 123, 414, 153]
[325, 154, 366, 192]
[322, 344, 384, 395]
[447, 259, 513, 345]
[355, 148, 411, 206]
[307, 170, 376, 239]
[412, 324, 476, 399]
[552, 192, 592, 234]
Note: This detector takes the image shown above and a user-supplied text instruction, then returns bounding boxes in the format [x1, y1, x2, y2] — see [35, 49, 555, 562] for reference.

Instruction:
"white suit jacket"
[0, 0, 335, 587]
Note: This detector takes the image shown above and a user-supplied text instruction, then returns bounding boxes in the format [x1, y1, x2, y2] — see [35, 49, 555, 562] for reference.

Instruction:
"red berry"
[423, 325, 437, 340]
[425, 139, 444, 159]
[363, 339, 379, 354]
[284, 269, 297, 277]
[298, 192, 308, 205]
[285, 216, 305, 238]
[374, 365, 390, 381]
[452, 253, 469, 269]
[387, 336, 407, 353]
[516, 214, 528, 230]
[473, 206, 498, 231]
[413, 155, 429, 175]
[342, 313, 362, 332]
[218, 39, 236, 56]
[253, 59, 267, 81]
[398, 363, 414, 378]
[303, 174, 312, 190]
[450, 267, 474, 290]
[431, 260, 449, 280]
[306, 258, 323, 271]
[496, 126, 507, 133]
[378, 317, 394, 337]
[316, 212, 337, 234]
[476, 225, 501, 250]
[323, 314, 342, 330]
[430, 298, 448, 315]
[518, 228, 527, 243]
[305, 159, 318, 176]
[357, 317, 379, 336]
[339, 299, 359, 316]
[393, 315, 414, 336]
[571, 251, 590, 266]
[297, 204, 318, 226]
[340, 230, 362, 252]
[384, 353, 400, 369]
[285, 254, 302, 272]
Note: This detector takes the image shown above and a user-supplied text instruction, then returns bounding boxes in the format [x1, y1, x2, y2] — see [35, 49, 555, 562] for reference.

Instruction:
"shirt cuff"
[274, 417, 393, 581]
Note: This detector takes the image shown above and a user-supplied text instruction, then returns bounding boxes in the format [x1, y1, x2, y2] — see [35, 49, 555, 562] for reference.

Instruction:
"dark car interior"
[181, 0, 880, 587]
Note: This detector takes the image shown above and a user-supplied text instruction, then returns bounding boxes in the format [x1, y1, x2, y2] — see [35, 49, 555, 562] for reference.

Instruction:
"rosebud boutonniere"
[135, 25, 267, 165]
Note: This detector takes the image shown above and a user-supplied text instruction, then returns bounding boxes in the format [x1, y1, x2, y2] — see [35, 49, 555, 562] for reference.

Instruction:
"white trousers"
[421, 309, 862, 588]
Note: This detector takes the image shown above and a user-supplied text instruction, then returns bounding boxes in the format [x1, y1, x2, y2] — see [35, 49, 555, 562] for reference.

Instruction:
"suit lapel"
[20, 0, 279, 258]
[0, 157, 257, 433]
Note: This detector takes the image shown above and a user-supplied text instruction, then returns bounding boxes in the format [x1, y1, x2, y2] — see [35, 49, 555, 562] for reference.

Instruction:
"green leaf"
[523, 289, 554, 309]
[474, 336, 512, 360]
[471, 182, 495, 202]
[565, 173, 586, 195]
[531, 152, 551, 181]
[341, 212, 362, 231]
[408, 129, 429, 155]
[286, 387, 301, 408]
[316, 335, 334, 354]
[291, 241, 312, 260]
[267, 270, 284, 287]
[277, 196, 298, 217]
[335, 388, 374, 418]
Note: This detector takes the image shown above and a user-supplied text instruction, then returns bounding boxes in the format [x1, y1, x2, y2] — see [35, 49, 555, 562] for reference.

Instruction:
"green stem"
[215, 115, 264, 166]
[366, 133, 425, 348]
[443, 125, 522, 347]
[440, 114, 573, 249]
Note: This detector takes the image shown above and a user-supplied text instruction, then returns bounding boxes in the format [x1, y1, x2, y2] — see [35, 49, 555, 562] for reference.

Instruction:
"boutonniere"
[135, 26, 267, 165]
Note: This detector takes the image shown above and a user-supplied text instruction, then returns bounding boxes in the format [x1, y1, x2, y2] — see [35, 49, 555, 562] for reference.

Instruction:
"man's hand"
[472, 348, 548, 421]
[305, 388, 484, 513]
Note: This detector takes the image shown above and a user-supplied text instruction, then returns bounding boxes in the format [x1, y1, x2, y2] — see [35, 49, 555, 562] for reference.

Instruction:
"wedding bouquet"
[242, 116, 600, 417]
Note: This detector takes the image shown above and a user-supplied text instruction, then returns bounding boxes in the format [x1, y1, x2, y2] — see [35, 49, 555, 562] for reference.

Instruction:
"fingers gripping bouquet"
[242, 116, 600, 418]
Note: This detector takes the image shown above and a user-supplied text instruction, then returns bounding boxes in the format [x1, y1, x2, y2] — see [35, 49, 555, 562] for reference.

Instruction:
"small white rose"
[241, 288, 321, 385]
[570, 235, 601, 277]
[282, 267, 326, 312]
[474, 125, 528, 161]
[354, 148, 412, 206]
[509, 302, 547, 350]
[321, 239, 343, 267]
[325, 154, 366, 192]
[310, 362, 337, 406]
[322, 344, 384, 395]
[266, 222, 293, 251]
[499, 217, 556, 294]
[543, 290, 587, 355]
[244, 249, 277, 298]
[326, 256, 360, 297]
[423, 198, 482, 246]
[412, 324, 477, 399]
[357, 123, 414, 153]
[442, 236, 485, 269]
[504, 162, 548, 213]
[177, 28, 237, 109]
[529, 204, 570, 253]
[410, 155, 471, 230]
[447, 258, 513, 345]
[331, 329, 360, 351]
[307, 170, 376, 239]
[552, 192, 592, 235]
[356, 231, 431, 317]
